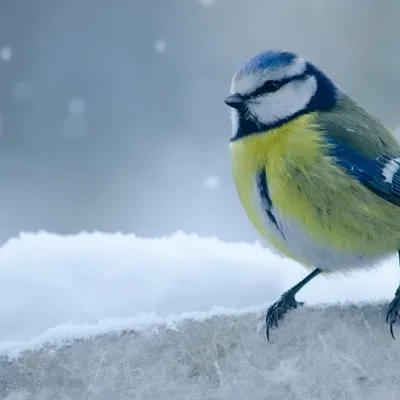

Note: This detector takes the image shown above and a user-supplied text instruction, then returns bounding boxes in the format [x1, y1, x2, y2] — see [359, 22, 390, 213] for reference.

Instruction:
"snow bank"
[0, 231, 398, 356]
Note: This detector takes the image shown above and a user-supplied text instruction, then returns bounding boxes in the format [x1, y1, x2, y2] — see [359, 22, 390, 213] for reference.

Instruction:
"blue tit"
[224, 49, 400, 341]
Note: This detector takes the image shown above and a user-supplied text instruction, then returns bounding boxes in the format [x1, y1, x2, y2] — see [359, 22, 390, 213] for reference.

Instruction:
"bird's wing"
[325, 134, 400, 206]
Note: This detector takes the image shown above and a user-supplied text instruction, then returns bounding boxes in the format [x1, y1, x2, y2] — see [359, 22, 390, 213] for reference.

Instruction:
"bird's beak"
[224, 93, 244, 109]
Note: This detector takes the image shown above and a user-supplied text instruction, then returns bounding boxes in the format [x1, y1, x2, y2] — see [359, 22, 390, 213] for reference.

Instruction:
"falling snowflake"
[68, 97, 86, 115]
[154, 39, 167, 53]
[203, 175, 220, 190]
[0, 46, 12, 62]
[64, 98, 87, 138]
[197, 0, 216, 6]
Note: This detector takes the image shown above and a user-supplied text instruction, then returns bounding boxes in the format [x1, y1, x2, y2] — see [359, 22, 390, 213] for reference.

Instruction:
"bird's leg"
[386, 250, 400, 339]
[266, 268, 321, 341]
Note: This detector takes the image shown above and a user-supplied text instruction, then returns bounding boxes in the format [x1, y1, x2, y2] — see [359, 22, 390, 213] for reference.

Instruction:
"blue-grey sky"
[0, 0, 399, 245]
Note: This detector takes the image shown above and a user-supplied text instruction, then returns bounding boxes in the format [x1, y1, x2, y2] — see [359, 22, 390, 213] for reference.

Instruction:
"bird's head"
[225, 50, 340, 141]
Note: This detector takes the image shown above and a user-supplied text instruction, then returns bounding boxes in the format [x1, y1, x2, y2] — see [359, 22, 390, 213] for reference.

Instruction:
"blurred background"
[0, 0, 400, 245]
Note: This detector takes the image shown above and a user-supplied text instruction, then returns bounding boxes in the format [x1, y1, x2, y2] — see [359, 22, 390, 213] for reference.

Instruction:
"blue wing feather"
[326, 135, 400, 206]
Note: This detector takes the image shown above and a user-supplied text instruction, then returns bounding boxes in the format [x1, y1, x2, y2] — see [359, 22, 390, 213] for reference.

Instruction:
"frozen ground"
[1, 232, 400, 399]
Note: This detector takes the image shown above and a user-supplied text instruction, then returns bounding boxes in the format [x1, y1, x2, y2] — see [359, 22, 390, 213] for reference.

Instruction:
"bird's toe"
[265, 290, 303, 341]
[386, 292, 400, 339]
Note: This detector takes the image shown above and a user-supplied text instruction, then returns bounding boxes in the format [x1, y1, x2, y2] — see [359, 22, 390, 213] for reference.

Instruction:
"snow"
[154, 39, 167, 53]
[197, 0, 217, 7]
[0, 231, 398, 359]
[62, 97, 87, 138]
[68, 97, 86, 115]
[203, 175, 220, 189]
[0, 46, 12, 62]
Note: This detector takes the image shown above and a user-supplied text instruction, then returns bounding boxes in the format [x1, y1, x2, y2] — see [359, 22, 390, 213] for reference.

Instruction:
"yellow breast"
[230, 112, 400, 261]
[229, 114, 322, 262]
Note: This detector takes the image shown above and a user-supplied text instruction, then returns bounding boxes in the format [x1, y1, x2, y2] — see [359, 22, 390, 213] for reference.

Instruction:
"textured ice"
[2, 304, 400, 399]
[0, 306, 263, 359]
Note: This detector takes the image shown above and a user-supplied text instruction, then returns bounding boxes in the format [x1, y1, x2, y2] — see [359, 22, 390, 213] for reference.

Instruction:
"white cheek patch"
[248, 75, 317, 125]
[230, 109, 239, 138]
[231, 57, 306, 96]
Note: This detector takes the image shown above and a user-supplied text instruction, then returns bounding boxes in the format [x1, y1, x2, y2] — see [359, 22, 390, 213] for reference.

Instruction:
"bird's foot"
[386, 288, 400, 339]
[265, 290, 303, 341]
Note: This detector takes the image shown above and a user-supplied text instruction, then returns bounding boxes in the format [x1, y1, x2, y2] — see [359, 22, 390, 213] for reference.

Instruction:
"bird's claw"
[265, 290, 303, 341]
[386, 289, 400, 339]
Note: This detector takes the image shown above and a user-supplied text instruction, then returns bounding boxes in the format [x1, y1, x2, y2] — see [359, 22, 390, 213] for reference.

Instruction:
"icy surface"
[1, 231, 400, 398]
[2, 304, 400, 399]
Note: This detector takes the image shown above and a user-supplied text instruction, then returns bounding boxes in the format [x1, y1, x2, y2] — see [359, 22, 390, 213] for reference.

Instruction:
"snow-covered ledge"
[0, 232, 399, 398]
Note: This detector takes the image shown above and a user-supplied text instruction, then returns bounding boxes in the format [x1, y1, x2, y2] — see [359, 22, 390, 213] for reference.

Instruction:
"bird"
[224, 49, 400, 341]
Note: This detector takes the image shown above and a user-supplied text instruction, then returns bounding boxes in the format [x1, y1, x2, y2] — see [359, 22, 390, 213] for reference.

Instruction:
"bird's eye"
[261, 81, 282, 92]
[253, 80, 282, 97]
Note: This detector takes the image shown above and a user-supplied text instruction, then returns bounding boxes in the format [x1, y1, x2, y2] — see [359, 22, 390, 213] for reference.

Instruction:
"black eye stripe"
[247, 72, 309, 98]
[252, 80, 283, 96]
